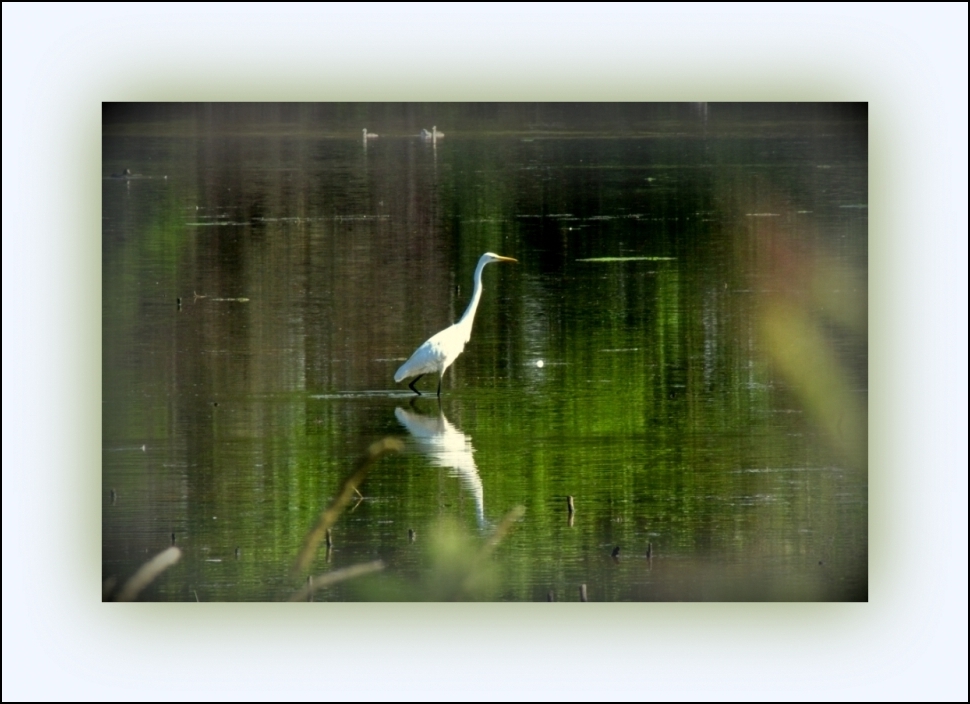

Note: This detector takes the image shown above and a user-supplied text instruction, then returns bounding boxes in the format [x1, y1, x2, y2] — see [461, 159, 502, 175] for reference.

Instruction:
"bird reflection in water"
[394, 406, 486, 529]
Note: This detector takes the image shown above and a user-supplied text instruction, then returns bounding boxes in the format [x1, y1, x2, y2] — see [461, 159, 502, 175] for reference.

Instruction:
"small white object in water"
[536, 359, 544, 368]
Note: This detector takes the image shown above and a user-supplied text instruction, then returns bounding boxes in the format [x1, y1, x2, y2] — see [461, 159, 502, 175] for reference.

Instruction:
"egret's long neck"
[456, 258, 489, 333]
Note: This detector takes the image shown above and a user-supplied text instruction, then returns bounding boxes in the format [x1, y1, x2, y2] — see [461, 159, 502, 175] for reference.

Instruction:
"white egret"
[395, 252, 517, 396]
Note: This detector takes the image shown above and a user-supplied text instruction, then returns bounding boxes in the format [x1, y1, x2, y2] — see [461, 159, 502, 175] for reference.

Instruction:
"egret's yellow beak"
[496, 255, 518, 263]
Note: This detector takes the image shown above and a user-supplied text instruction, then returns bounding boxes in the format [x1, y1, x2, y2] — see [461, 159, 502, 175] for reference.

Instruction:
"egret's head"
[481, 252, 518, 265]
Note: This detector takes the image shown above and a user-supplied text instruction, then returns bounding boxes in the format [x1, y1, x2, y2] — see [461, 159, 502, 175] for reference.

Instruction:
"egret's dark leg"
[436, 374, 442, 398]
[408, 375, 424, 395]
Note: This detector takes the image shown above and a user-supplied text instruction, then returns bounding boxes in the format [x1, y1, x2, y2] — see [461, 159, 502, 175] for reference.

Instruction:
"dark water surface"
[102, 104, 867, 601]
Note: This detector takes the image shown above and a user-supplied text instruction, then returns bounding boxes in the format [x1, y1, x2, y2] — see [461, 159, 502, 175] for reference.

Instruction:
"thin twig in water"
[287, 560, 385, 602]
[290, 438, 402, 577]
[115, 547, 182, 602]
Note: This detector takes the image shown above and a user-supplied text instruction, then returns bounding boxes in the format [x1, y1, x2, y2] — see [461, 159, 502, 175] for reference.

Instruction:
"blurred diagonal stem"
[760, 299, 866, 470]
[458, 505, 526, 596]
[114, 547, 182, 602]
[287, 560, 385, 602]
[290, 438, 403, 578]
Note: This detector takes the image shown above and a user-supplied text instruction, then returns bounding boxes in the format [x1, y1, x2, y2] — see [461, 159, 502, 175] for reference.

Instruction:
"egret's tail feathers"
[394, 360, 415, 383]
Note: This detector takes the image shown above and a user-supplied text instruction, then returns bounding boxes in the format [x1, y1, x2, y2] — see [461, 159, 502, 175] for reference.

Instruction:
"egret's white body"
[395, 252, 517, 396]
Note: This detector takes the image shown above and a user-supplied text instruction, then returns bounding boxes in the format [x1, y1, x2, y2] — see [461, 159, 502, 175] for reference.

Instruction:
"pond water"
[102, 104, 867, 601]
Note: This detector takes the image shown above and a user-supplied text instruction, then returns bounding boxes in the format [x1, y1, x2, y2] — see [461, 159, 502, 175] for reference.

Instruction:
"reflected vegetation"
[103, 103, 867, 601]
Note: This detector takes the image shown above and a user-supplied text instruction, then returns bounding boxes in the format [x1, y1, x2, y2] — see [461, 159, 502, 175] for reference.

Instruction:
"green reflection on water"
[103, 104, 867, 601]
